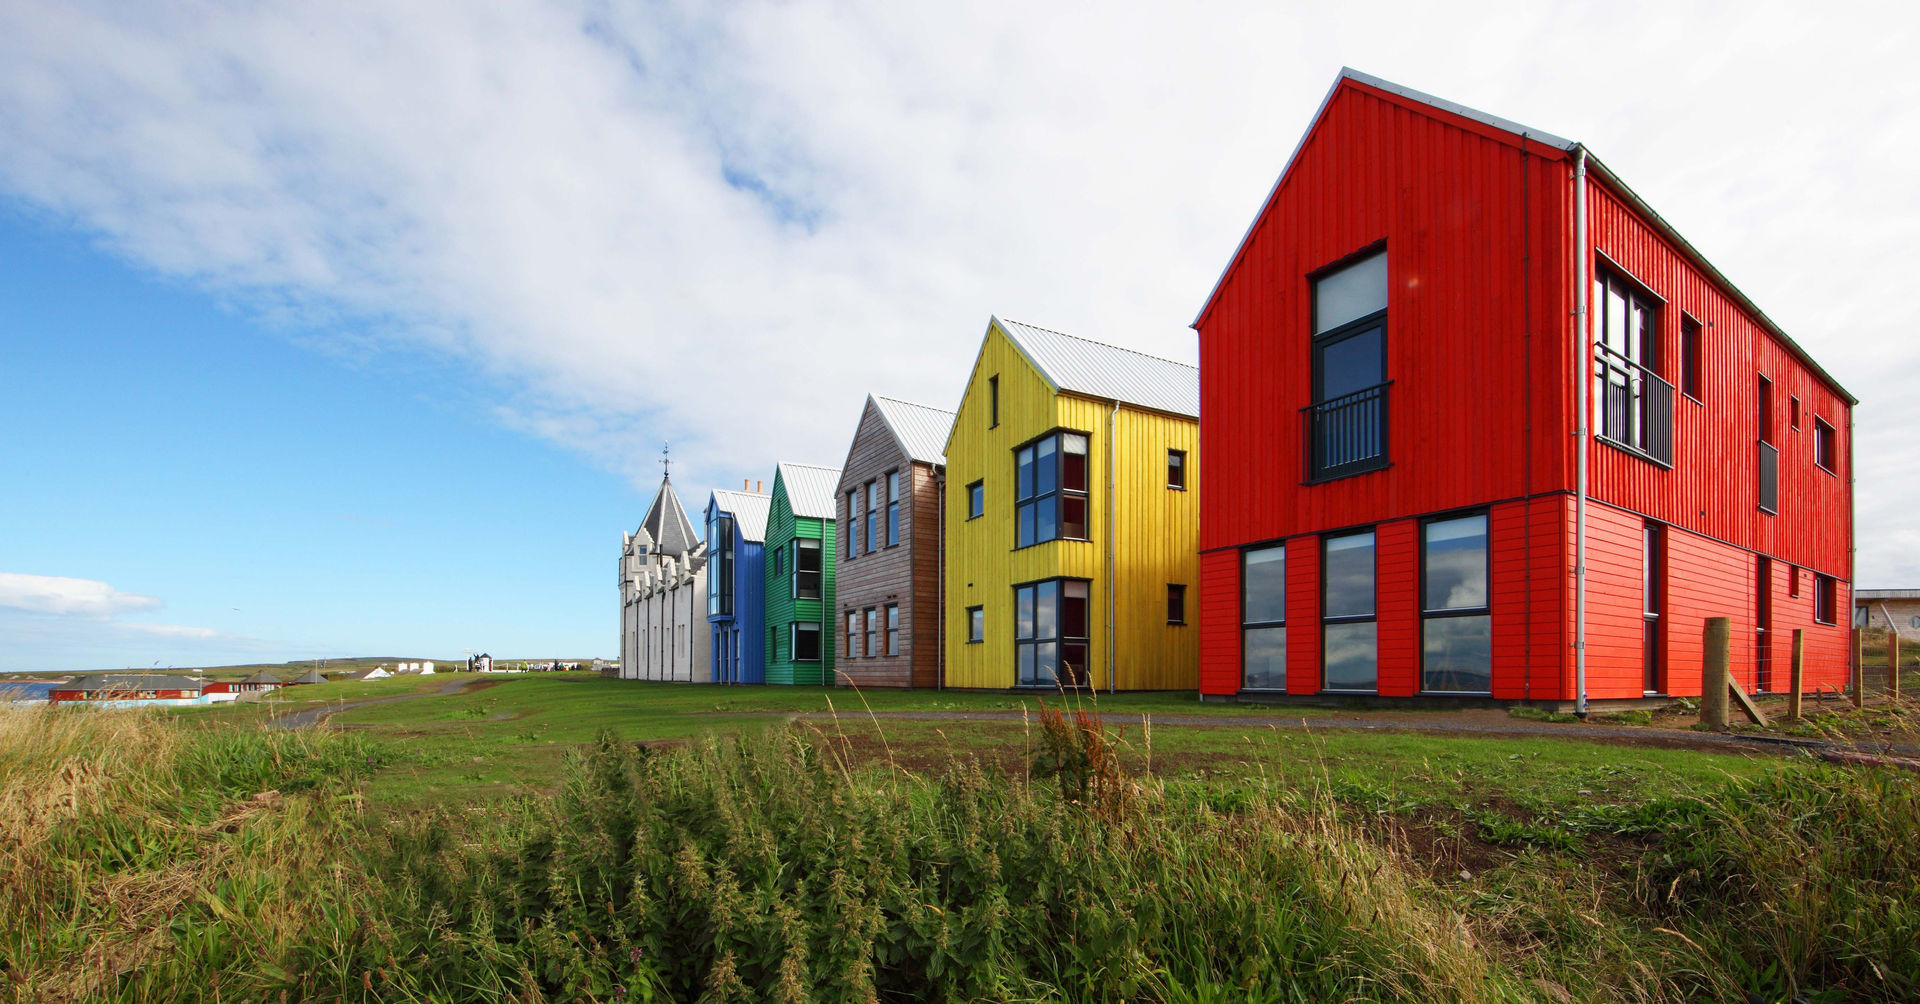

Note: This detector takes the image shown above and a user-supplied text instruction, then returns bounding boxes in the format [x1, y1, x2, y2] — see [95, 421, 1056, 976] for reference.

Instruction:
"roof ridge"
[997, 316, 1196, 371]
[778, 462, 842, 473]
[872, 394, 956, 416]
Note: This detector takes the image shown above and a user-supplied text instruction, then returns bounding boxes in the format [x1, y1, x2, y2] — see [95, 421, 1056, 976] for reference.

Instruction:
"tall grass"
[3, 704, 1917, 1002]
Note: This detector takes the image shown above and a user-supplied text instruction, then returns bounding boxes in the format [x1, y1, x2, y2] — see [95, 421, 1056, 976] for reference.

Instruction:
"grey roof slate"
[61, 673, 205, 692]
[994, 317, 1199, 418]
[709, 489, 772, 544]
[870, 395, 956, 466]
[637, 475, 700, 557]
[289, 668, 329, 685]
[240, 669, 282, 685]
[776, 463, 843, 520]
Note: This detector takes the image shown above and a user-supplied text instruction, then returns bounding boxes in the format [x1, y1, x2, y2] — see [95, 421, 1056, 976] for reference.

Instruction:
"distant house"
[287, 668, 329, 686]
[834, 395, 956, 688]
[764, 462, 843, 685]
[236, 669, 283, 692]
[1857, 590, 1920, 640]
[707, 486, 772, 684]
[619, 471, 710, 682]
[344, 666, 391, 682]
[50, 674, 208, 707]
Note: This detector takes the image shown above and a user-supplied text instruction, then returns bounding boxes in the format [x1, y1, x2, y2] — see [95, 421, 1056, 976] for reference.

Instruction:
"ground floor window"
[885, 603, 900, 656]
[792, 622, 821, 662]
[845, 611, 858, 660]
[1421, 514, 1491, 693]
[865, 608, 879, 657]
[1323, 531, 1377, 691]
[967, 605, 984, 642]
[1015, 578, 1090, 687]
[1242, 544, 1286, 690]
[1815, 574, 1837, 625]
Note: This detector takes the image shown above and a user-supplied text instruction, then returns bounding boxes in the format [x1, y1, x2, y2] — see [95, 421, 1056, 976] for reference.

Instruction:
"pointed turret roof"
[636, 473, 700, 557]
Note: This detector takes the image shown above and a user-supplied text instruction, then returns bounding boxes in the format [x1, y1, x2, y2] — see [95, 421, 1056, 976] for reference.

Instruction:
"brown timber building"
[833, 395, 956, 688]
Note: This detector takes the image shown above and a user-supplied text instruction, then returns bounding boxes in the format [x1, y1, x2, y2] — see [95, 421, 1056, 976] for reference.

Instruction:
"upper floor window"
[1815, 417, 1837, 474]
[1592, 270, 1673, 466]
[989, 375, 999, 428]
[707, 515, 734, 617]
[846, 491, 859, 559]
[1015, 431, 1089, 547]
[1167, 449, 1186, 489]
[1758, 376, 1778, 515]
[792, 538, 821, 600]
[967, 480, 984, 520]
[886, 471, 901, 546]
[866, 481, 879, 553]
[1307, 250, 1389, 481]
[1680, 315, 1703, 402]
[1790, 396, 1802, 431]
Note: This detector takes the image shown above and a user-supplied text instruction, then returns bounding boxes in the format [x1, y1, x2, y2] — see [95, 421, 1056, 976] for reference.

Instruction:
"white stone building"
[620, 472, 710, 682]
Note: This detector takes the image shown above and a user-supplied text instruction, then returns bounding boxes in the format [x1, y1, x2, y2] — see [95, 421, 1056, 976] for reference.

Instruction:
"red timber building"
[1194, 70, 1855, 709]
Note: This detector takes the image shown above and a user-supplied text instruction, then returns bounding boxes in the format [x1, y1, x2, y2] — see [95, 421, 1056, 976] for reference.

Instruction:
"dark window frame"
[707, 514, 735, 617]
[966, 480, 984, 520]
[793, 537, 822, 600]
[791, 621, 822, 663]
[845, 610, 858, 660]
[1320, 528, 1379, 694]
[1418, 512, 1493, 695]
[966, 605, 984, 644]
[1166, 584, 1186, 625]
[1013, 428, 1091, 549]
[1306, 248, 1391, 483]
[885, 470, 901, 547]
[1241, 543, 1287, 692]
[1814, 574, 1837, 625]
[1167, 449, 1187, 490]
[1013, 577, 1091, 688]
[885, 603, 899, 656]
[865, 480, 879, 553]
[1592, 267, 1673, 467]
[864, 607, 878, 658]
[1679, 313, 1704, 404]
[988, 375, 999, 428]
[1814, 417, 1837, 475]
[846, 491, 859, 559]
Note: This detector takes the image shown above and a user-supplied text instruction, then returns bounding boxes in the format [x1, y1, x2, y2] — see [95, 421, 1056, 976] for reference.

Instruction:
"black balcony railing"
[1593, 346, 1674, 467]
[1303, 381, 1390, 481]
[1758, 440, 1779, 514]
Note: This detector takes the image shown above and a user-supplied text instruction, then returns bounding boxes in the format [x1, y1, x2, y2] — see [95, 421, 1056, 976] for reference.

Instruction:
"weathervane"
[661, 441, 671, 481]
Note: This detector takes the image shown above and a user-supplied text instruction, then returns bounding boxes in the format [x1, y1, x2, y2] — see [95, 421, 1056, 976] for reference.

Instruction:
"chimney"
[756, 480, 763, 493]
[743, 478, 749, 490]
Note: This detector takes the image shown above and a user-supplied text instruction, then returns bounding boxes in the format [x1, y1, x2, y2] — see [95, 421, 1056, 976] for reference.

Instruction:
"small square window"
[1166, 584, 1187, 625]
[1167, 449, 1187, 490]
[966, 606, 984, 643]
[967, 480, 984, 520]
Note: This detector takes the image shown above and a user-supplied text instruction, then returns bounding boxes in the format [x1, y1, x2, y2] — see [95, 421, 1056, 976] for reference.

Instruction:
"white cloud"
[0, 1, 1916, 584]
[0, 572, 162, 617]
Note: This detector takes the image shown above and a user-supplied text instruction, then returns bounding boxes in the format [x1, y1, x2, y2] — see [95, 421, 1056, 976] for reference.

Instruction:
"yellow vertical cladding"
[943, 321, 1199, 690]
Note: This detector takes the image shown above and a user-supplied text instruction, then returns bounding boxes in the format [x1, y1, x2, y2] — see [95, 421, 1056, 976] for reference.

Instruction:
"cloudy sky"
[2, 1, 1916, 669]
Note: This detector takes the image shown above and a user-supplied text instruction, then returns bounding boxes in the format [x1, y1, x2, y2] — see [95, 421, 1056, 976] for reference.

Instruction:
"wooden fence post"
[1702, 617, 1731, 731]
[1787, 629, 1804, 723]
[1852, 627, 1865, 709]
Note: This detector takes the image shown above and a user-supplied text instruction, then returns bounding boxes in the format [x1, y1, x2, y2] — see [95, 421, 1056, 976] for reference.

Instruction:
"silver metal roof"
[1193, 67, 1854, 405]
[1856, 589, 1920, 601]
[708, 489, 771, 543]
[871, 395, 956, 466]
[775, 463, 842, 520]
[994, 317, 1199, 418]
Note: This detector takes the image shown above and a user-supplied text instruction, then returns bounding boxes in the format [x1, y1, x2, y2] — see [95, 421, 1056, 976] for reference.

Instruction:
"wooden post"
[1852, 627, 1865, 709]
[1702, 617, 1731, 731]
[1787, 629, 1804, 723]
[1894, 630, 1904, 701]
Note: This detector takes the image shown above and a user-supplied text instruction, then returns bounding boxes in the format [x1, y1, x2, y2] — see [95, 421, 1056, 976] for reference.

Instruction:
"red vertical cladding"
[1286, 537, 1322, 695]
[1375, 519, 1419, 696]
[1585, 181, 1852, 581]
[1197, 549, 1242, 695]
[1581, 503, 1647, 700]
[1490, 497, 1569, 701]
[1663, 526, 1755, 697]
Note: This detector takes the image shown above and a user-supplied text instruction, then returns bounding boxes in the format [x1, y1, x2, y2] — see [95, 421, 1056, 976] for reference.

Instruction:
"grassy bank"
[4, 702, 1917, 1002]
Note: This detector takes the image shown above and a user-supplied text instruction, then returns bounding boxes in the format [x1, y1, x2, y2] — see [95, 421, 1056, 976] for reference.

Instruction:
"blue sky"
[2, 2, 1917, 671]
[1, 205, 639, 669]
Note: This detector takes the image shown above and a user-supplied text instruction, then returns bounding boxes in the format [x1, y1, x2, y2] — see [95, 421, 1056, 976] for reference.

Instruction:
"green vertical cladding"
[763, 469, 838, 686]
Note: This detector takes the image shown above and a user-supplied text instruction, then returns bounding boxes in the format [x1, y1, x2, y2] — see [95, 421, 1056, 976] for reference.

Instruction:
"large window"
[866, 481, 879, 553]
[1323, 531, 1377, 692]
[793, 538, 821, 600]
[1308, 250, 1389, 481]
[1014, 579, 1090, 687]
[967, 480, 984, 520]
[885, 603, 899, 656]
[707, 514, 734, 617]
[846, 491, 859, 559]
[1593, 270, 1673, 465]
[864, 608, 878, 657]
[792, 622, 821, 662]
[1015, 431, 1089, 547]
[1421, 515, 1490, 694]
[1815, 417, 1837, 474]
[1242, 545, 1286, 690]
[886, 471, 901, 546]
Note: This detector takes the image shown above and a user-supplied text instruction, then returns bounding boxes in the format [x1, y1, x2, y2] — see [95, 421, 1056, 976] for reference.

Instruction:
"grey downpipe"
[1106, 401, 1119, 693]
[937, 469, 946, 691]
[1573, 145, 1591, 719]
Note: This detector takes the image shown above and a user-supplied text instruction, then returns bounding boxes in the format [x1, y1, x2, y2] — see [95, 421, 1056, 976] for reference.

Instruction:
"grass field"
[7, 673, 1914, 1001]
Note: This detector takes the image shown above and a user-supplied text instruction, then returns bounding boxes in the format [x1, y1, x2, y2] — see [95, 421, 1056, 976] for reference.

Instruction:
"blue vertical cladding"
[706, 494, 768, 685]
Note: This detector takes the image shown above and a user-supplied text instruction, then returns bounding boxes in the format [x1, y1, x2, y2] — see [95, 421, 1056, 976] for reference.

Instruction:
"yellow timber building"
[943, 317, 1199, 691]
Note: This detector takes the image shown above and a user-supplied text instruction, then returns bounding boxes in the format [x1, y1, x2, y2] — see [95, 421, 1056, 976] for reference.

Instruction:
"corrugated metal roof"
[709, 489, 772, 543]
[776, 463, 842, 520]
[61, 673, 205, 692]
[871, 395, 956, 466]
[995, 317, 1198, 418]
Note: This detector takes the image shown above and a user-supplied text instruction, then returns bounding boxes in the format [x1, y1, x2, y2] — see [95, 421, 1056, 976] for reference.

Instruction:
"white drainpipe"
[1573, 145, 1591, 718]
